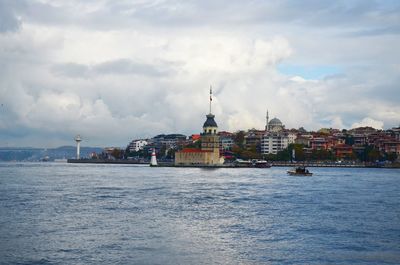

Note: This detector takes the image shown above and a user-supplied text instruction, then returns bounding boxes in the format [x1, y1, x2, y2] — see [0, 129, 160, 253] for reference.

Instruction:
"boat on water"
[253, 160, 271, 168]
[234, 159, 271, 168]
[287, 166, 313, 176]
[287, 149, 312, 175]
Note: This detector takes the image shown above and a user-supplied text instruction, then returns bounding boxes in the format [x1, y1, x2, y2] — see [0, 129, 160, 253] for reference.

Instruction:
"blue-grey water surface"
[0, 163, 399, 264]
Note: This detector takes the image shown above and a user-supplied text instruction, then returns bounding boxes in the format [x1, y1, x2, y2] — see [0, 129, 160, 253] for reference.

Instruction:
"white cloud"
[0, 0, 399, 147]
[351, 117, 384, 130]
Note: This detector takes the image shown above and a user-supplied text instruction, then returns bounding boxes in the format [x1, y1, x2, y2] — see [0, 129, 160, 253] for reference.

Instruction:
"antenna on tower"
[266, 109, 269, 131]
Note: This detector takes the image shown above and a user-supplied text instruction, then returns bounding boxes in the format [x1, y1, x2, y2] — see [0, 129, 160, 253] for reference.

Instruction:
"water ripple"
[0, 163, 399, 264]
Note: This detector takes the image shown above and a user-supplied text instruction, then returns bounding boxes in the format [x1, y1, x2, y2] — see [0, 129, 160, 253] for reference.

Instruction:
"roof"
[269, 117, 282, 125]
[203, 114, 218, 128]
[178, 148, 212, 153]
[191, 134, 201, 141]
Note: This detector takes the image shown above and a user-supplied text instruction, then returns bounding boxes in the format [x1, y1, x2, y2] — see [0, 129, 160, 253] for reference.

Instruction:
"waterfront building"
[295, 135, 312, 147]
[333, 144, 353, 159]
[287, 132, 297, 144]
[261, 112, 290, 155]
[174, 88, 224, 166]
[261, 132, 289, 155]
[244, 129, 264, 151]
[220, 136, 234, 151]
[144, 133, 187, 156]
[127, 139, 148, 152]
[382, 141, 400, 155]
[310, 137, 329, 150]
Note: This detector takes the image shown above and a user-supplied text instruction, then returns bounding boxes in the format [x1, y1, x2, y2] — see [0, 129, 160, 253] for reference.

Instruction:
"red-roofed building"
[333, 144, 353, 159]
[190, 134, 201, 142]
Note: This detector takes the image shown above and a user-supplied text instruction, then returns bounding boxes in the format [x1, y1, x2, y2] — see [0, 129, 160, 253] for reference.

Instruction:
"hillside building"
[261, 111, 293, 155]
[127, 139, 148, 152]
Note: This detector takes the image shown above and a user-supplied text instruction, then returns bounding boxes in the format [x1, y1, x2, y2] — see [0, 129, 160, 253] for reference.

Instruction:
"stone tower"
[201, 113, 220, 153]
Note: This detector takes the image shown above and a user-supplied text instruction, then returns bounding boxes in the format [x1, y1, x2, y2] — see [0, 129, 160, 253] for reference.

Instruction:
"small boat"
[252, 160, 271, 168]
[234, 159, 271, 168]
[287, 166, 313, 176]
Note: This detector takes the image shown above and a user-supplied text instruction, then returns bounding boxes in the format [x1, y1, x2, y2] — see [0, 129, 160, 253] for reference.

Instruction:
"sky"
[0, 0, 399, 148]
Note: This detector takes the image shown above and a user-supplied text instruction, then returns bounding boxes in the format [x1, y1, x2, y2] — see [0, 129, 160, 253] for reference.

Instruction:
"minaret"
[265, 110, 269, 131]
[74, 135, 82, 159]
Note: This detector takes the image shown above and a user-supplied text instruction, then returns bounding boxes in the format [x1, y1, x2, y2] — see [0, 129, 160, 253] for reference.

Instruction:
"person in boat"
[296, 166, 306, 173]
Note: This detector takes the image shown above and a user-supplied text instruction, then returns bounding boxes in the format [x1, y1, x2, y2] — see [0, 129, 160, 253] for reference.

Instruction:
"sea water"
[0, 163, 399, 264]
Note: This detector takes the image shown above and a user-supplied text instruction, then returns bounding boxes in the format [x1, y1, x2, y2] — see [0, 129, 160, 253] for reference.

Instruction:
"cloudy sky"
[1, 0, 399, 147]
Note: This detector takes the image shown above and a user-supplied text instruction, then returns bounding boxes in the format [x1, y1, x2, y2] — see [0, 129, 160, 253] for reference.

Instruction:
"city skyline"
[1, 1, 399, 147]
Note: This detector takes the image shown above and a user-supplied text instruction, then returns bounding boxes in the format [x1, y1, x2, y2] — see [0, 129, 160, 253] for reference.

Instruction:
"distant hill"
[0, 146, 103, 161]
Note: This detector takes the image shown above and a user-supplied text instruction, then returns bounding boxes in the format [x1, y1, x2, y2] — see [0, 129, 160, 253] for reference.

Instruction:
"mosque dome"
[203, 114, 218, 128]
[269, 117, 282, 126]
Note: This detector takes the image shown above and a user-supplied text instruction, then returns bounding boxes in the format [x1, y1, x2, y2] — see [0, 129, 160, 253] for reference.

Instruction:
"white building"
[262, 111, 292, 154]
[261, 132, 289, 155]
[287, 132, 297, 144]
[128, 139, 148, 152]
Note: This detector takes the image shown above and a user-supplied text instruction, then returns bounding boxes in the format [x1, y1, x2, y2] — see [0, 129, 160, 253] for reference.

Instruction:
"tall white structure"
[150, 148, 158, 166]
[74, 135, 82, 159]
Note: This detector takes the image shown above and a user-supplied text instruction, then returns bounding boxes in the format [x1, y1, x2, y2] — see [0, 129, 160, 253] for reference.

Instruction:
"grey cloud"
[0, 0, 22, 33]
[94, 59, 168, 76]
[6, 0, 400, 32]
[51, 63, 91, 78]
[51, 59, 170, 78]
[106, 0, 400, 30]
[344, 27, 400, 37]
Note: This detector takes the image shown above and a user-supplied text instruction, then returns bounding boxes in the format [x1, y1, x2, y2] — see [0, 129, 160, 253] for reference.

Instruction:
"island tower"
[174, 86, 223, 166]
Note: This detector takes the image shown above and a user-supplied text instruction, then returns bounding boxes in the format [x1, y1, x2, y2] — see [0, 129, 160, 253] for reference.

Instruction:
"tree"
[231, 144, 243, 158]
[288, 144, 305, 161]
[166, 148, 175, 159]
[234, 131, 245, 148]
[367, 148, 380, 162]
[185, 140, 201, 149]
[386, 152, 398, 162]
[276, 149, 290, 161]
[111, 148, 124, 159]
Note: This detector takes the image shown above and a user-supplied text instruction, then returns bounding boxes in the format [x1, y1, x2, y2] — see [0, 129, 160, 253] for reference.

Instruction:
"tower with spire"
[201, 86, 220, 153]
[174, 86, 223, 166]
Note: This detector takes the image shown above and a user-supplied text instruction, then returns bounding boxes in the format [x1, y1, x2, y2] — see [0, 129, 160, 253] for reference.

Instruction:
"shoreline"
[66, 159, 400, 168]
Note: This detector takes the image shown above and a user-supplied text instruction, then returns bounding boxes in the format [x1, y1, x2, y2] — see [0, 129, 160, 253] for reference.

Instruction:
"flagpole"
[209, 85, 212, 114]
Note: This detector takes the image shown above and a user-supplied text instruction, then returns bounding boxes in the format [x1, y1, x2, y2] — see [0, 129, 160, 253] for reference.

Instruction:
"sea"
[0, 163, 399, 265]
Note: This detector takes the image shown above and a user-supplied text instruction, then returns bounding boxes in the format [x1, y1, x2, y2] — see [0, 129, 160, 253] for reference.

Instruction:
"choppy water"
[0, 163, 399, 265]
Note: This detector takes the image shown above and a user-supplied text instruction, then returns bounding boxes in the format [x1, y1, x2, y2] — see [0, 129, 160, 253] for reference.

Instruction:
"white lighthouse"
[150, 148, 158, 166]
[74, 135, 82, 159]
